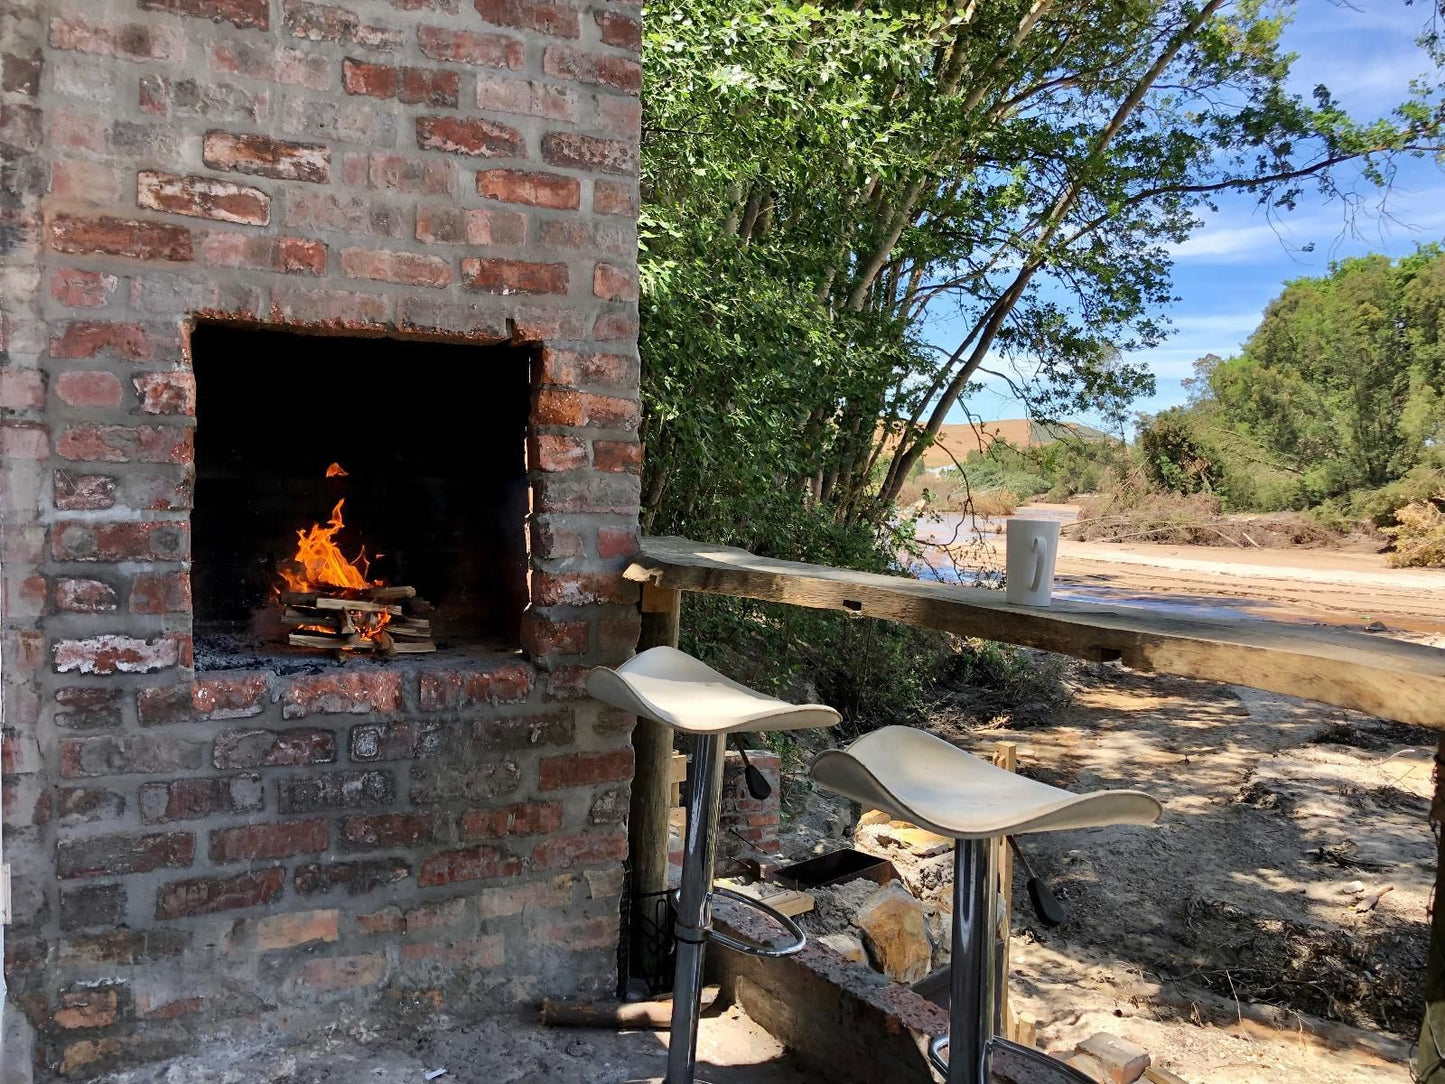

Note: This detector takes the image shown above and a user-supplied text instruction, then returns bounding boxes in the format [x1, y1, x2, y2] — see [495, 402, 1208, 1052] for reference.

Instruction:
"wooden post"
[1418, 736, 1445, 1081]
[993, 742, 1018, 1041]
[628, 582, 680, 984]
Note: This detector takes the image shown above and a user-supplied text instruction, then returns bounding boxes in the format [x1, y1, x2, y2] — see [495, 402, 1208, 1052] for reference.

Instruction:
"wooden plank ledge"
[626, 536, 1445, 729]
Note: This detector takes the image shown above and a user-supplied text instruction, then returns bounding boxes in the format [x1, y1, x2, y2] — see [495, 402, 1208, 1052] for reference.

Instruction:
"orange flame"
[325, 462, 348, 478]
[279, 495, 391, 641]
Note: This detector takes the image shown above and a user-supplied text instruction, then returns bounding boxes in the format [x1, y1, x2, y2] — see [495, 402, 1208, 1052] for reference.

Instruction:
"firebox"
[191, 324, 533, 664]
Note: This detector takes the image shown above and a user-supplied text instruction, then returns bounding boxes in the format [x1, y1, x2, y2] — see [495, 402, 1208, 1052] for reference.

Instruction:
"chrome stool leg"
[666, 732, 727, 1084]
[949, 837, 997, 1084]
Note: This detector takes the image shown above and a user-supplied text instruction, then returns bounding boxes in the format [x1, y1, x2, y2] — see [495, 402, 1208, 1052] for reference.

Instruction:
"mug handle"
[1028, 537, 1046, 593]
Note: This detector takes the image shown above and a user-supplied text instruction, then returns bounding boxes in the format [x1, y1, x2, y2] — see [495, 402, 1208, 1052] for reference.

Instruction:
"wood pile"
[281, 584, 435, 655]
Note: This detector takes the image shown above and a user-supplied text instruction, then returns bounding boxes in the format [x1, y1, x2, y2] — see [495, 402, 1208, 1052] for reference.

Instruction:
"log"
[388, 640, 436, 654]
[366, 585, 416, 600]
[539, 986, 720, 1029]
[314, 597, 403, 615]
[288, 632, 354, 649]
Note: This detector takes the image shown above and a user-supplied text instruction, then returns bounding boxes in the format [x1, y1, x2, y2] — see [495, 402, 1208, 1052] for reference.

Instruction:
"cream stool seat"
[586, 646, 840, 734]
[811, 726, 1161, 838]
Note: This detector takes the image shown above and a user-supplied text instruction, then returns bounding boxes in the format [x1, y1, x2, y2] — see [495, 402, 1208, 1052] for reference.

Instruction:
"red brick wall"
[0, 0, 642, 1077]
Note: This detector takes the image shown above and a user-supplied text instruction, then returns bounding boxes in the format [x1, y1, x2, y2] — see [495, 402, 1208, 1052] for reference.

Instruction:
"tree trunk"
[1417, 737, 1445, 1080]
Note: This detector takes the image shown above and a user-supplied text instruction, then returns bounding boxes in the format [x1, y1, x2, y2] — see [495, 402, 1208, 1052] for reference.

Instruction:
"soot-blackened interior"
[192, 325, 531, 655]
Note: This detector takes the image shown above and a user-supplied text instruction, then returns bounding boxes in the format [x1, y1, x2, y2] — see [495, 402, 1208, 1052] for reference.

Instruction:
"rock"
[1143, 1066, 1192, 1084]
[883, 825, 953, 858]
[818, 932, 869, 965]
[1075, 1032, 1151, 1084]
[854, 882, 932, 983]
[858, 808, 893, 827]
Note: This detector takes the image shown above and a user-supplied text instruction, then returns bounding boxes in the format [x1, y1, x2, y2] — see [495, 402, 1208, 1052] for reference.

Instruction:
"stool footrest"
[928, 1035, 1100, 1083]
[702, 886, 806, 958]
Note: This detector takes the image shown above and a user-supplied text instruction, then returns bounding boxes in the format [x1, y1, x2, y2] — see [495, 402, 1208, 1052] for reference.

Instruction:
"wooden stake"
[1417, 736, 1445, 1081]
[994, 742, 1019, 1043]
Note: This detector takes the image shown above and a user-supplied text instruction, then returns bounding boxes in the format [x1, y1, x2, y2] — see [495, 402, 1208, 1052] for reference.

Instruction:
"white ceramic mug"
[1005, 519, 1060, 606]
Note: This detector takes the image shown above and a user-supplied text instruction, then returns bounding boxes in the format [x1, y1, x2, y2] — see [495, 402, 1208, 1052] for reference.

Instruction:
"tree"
[639, 0, 1445, 561]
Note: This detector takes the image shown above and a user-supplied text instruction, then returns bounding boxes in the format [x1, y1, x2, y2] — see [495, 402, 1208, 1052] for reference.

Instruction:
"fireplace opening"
[191, 325, 532, 669]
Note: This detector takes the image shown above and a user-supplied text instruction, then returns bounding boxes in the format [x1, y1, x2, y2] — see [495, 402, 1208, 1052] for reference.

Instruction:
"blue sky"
[938, 0, 1445, 429]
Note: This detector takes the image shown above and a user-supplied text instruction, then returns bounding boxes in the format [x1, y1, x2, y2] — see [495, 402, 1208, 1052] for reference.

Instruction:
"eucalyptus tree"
[638, 0, 1445, 554]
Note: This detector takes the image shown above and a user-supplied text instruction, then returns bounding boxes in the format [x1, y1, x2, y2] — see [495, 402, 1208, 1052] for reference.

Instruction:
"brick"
[53, 635, 185, 676]
[541, 131, 637, 176]
[522, 615, 589, 656]
[52, 521, 189, 561]
[530, 432, 586, 471]
[401, 936, 503, 967]
[55, 688, 123, 730]
[543, 45, 640, 94]
[4, 575, 47, 618]
[127, 470, 195, 511]
[0, 422, 49, 461]
[285, 191, 406, 237]
[474, 0, 580, 38]
[58, 928, 190, 967]
[283, 672, 403, 719]
[589, 785, 627, 823]
[417, 844, 521, 887]
[462, 257, 567, 294]
[210, 819, 328, 861]
[418, 662, 532, 710]
[49, 17, 186, 63]
[395, 0, 459, 9]
[49, 213, 193, 262]
[476, 168, 579, 209]
[531, 827, 627, 871]
[61, 733, 203, 779]
[534, 914, 618, 950]
[460, 800, 563, 840]
[277, 770, 395, 813]
[416, 115, 523, 158]
[341, 247, 452, 288]
[57, 831, 194, 879]
[0, 368, 44, 409]
[270, 286, 390, 327]
[139, 73, 263, 120]
[132, 372, 197, 417]
[593, 262, 638, 301]
[51, 269, 119, 309]
[203, 130, 330, 183]
[140, 0, 270, 29]
[2, 51, 42, 96]
[213, 727, 336, 768]
[55, 371, 122, 409]
[593, 310, 638, 341]
[283, 0, 359, 42]
[192, 674, 268, 719]
[360, 153, 456, 195]
[410, 760, 522, 804]
[350, 719, 444, 761]
[414, 206, 524, 246]
[137, 171, 271, 227]
[51, 321, 153, 360]
[293, 953, 387, 992]
[156, 867, 285, 919]
[200, 232, 329, 275]
[294, 858, 408, 896]
[57, 788, 126, 826]
[55, 988, 120, 1030]
[128, 570, 191, 614]
[593, 439, 641, 473]
[594, 9, 642, 50]
[533, 473, 639, 515]
[594, 95, 642, 138]
[597, 524, 639, 559]
[209, 40, 331, 90]
[418, 26, 522, 68]
[55, 578, 118, 613]
[477, 873, 576, 918]
[475, 73, 576, 119]
[599, 612, 641, 651]
[340, 813, 438, 849]
[356, 906, 404, 933]
[539, 748, 632, 791]
[343, 59, 459, 107]
[534, 388, 639, 428]
[54, 472, 116, 512]
[254, 909, 339, 950]
[57, 424, 192, 464]
[472, 713, 574, 751]
[60, 884, 126, 930]
[140, 775, 263, 824]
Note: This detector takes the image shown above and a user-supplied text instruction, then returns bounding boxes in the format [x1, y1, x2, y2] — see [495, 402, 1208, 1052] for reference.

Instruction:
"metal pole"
[666, 732, 727, 1084]
[948, 837, 997, 1084]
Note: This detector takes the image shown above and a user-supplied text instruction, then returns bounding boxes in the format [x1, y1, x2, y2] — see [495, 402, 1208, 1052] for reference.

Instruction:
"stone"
[884, 826, 953, 858]
[853, 882, 932, 984]
[1065, 1052, 1108, 1083]
[818, 932, 868, 966]
[1075, 1033, 1151, 1084]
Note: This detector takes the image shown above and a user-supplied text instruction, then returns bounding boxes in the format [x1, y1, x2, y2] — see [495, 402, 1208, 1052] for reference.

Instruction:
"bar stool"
[811, 726, 1161, 1084]
[588, 646, 841, 1084]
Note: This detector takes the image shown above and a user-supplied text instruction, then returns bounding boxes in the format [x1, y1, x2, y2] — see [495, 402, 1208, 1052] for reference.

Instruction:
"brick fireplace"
[0, 0, 643, 1077]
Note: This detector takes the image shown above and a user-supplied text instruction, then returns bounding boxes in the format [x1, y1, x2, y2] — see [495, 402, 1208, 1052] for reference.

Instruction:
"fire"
[325, 462, 348, 478]
[278, 492, 392, 641]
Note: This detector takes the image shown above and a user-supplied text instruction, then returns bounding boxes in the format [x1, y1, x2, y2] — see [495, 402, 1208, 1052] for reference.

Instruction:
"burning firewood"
[276, 472, 436, 657]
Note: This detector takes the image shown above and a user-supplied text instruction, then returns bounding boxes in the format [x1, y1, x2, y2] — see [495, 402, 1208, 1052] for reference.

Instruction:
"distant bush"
[1319, 464, 1445, 529]
[1383, 492, 1445, 568]
[894, 470, 1018, 516]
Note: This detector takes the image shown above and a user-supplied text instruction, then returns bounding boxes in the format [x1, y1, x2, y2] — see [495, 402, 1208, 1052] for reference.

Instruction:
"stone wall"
[0, 0, 643, 1077]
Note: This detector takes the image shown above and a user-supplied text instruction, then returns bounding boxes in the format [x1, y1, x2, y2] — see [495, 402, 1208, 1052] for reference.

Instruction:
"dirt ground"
[96, 1005, 825, 1084]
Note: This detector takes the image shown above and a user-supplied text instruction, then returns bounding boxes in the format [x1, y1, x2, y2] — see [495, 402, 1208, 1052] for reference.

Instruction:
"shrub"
[1383, 492, 1445, 568]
